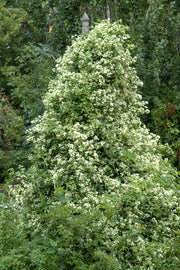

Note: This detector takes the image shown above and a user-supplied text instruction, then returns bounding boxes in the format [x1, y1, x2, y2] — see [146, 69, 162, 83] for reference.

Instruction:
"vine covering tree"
[0, 21, 179, 269]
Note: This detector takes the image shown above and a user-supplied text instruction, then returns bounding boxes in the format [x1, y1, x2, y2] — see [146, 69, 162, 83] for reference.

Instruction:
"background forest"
[0, 0, 180, 269]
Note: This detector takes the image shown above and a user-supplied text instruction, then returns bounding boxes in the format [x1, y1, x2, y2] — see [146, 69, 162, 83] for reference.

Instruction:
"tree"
[0, 0, 29, 181]
[136, 0, 180, 167]
[0, 21, 180, 269]
[9, 0, 82, 54]
[0, 0, 54, 181]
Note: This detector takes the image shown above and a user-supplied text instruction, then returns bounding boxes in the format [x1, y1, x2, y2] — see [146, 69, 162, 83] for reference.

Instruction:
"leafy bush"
[0, 21, 180, 269]
[0, 93, 25, 181]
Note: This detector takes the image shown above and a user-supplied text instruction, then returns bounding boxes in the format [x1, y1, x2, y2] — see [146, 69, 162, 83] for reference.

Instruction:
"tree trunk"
[114, 0, 118, 21]
[106, 0, 111, 20]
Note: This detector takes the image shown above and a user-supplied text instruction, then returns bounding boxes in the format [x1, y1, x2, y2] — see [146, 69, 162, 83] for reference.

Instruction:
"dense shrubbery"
[0, 21, 180, 269]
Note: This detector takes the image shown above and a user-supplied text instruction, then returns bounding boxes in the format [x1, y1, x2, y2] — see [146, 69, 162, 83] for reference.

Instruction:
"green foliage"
[0, 0, 54, 181]
[0, 93, 25, 181]
[4, 43, 53, 121]
[10, 0, 82, 54]
[0, 0, 54, 120]
[0, 21, 180, 269]
[137, 0, 179, 100]
[136, 0, 180, 167]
